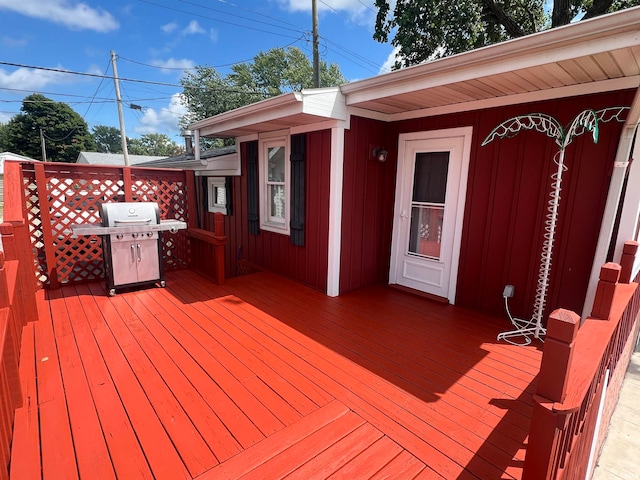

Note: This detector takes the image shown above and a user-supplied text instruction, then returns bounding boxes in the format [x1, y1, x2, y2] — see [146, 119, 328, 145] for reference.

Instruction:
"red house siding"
[202, 131, 332, 291]
[342, 89, 635, 319]
[340, 117, 397, 293]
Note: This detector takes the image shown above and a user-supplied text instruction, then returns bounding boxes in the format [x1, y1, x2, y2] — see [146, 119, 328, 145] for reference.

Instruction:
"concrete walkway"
[592, 341, 640, 480]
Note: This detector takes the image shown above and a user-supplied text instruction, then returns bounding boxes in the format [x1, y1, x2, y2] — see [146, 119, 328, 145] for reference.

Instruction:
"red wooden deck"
[9, 270, 542, 480]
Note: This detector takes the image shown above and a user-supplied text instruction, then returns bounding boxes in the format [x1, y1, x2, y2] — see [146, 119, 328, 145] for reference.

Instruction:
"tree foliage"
[4, 94, 95, 162]
[127, 133, 183, 156]
[0, 122, 9, 151]
[92, 125, 123, 153]
[91, 126, 182, 156]
[374, 0, 640, 69]
[180, 46, 347, 130]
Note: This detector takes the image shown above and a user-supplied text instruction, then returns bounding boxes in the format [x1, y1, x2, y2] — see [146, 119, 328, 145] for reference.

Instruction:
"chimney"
[182, 130, 193, 155]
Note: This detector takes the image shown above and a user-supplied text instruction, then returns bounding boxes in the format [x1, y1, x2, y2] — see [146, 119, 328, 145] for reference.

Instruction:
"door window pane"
[413, 152, 448, 203]
[408, 205, 444, 258]
[408, 152, 449, 260]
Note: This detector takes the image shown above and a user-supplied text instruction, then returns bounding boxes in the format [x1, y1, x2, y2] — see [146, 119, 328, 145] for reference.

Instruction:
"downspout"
[582, 85, 640, 319]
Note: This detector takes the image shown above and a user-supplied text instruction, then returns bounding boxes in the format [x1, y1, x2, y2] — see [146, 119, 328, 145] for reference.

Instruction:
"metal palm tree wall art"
[482, 107, 628, 345]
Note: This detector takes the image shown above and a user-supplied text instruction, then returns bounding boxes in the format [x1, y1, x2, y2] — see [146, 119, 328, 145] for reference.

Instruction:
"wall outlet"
[503, 284, 515, 298]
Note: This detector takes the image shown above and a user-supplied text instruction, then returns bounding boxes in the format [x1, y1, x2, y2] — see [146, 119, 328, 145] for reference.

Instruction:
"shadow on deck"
[10, 269, 542, 480]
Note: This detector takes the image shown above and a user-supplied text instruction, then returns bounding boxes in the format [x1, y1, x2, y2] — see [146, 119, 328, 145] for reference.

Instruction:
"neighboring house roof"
[190, 6, 640, 137]
[137, 145, 240, 176]
[0, 152, 37, 175]
[76, 152, 165, 166]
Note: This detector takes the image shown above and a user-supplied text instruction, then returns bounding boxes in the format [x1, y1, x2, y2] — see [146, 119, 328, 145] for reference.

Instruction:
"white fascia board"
[190, 88, 347, 138]
[190, 92, 301, 131]
[202, 152, 241, 176]
[197, 96, 304, 137]
[342, 8, 640, 106]
[300, 88, 348, 120]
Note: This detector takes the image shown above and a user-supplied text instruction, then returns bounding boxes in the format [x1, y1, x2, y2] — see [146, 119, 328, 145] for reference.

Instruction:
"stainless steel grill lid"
[100, 202, 160, 227]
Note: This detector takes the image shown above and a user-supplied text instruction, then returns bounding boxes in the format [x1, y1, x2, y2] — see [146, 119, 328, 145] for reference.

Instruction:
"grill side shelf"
[71, 220, 187, 237]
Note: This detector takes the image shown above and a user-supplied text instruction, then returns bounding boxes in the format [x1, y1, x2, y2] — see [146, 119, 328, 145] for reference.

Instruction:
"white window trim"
[259, 134, 290, 235]
[207, 177, 228, 215]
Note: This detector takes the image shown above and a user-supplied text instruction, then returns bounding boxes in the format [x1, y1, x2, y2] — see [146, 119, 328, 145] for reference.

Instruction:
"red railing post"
[523, 308, 580, 480]
[214, 212, 225, 285]
[619, 240, 638, 284]
[591, 263, 622, 320]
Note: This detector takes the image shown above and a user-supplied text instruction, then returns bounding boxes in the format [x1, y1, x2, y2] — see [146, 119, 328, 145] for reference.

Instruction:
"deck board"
[10, 270, 543, 479]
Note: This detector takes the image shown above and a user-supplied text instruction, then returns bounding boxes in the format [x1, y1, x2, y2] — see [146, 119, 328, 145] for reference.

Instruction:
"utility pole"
[111, 50, 130, 166]
[39, 128, 47, 162]
[312, 0, 320, 88]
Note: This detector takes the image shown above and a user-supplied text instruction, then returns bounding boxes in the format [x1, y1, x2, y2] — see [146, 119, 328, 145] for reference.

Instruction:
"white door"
[389, 128, 472, 303]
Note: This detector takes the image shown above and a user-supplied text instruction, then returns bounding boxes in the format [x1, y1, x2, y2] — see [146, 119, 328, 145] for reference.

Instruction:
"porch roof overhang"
[190, 7, 640, 139]
[342, 7, 640, 119]
[189, 87, 347, 138]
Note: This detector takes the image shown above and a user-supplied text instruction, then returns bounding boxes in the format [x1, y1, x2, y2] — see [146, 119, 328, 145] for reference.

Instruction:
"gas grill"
[72, 202, 186, 296]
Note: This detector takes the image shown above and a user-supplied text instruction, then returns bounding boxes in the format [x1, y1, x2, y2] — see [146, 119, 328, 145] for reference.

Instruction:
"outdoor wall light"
[372, 147, 388, 162]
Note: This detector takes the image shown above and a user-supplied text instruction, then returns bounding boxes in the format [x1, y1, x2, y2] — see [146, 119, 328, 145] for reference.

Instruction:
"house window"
[207, 177, 228, 215]
[259, 136, 290, 234]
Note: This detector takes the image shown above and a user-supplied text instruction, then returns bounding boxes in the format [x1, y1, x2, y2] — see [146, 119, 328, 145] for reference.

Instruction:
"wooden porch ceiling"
[10, 270, 542, 480]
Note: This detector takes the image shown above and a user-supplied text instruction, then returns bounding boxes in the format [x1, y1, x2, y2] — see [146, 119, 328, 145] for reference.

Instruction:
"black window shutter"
[246, 141, 259, 235]
[225, 176, 233, 216]
[290, 133, 306, 246]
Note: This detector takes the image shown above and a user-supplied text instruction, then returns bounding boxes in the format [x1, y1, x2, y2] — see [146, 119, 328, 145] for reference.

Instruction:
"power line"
[0, 61, 183, 87]
[0, 61, 271, 96]
[82, 59, 112, 119]
[138, 0, 304, 39]
[356, 0, 377, 13]
[178, 0, 305, 34]
[209, 0, 303, 30]
[319, 0, 374, 35]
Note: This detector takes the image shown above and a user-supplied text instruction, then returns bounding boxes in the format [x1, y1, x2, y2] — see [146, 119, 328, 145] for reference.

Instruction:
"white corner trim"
[327, 126, 345, 297]
[194, 129, 201, 164]
[584, 84, 640, 319]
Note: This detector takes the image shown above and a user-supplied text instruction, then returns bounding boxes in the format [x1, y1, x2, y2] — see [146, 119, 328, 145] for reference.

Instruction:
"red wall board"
[342, 89, 635, 319]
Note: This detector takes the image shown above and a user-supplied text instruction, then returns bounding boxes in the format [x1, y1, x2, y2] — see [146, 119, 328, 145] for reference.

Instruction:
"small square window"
[207, 177, 228, 215]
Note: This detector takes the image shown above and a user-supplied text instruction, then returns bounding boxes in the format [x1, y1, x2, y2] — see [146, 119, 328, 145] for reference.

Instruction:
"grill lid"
[100, 202, 160, 227]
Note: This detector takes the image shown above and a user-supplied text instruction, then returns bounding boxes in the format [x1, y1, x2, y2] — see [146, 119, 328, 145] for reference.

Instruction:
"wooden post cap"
[599, 263, 621, 283]
[546, 308, 580, 343]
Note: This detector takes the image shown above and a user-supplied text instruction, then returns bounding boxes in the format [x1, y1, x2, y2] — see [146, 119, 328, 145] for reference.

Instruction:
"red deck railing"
[0, 162, 39, 480]
[15, 160, 195, 289]
[522, 241, 640, 480]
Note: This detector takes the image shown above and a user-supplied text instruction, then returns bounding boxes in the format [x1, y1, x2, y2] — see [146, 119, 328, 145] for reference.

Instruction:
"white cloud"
[2, 36, 28, 47]
[150, 58, 195, 74]
[134, 93, 188, 136]
[379, 46, 400, 75]
[0, 66, 70, 90]
[0, 112, 13, 123]
[183, 20, 205, 35]
[161, 22, 178, 33]
[0, 0, 119, 32]
[209, 28, 218, 43]
[280, 0, 366, 14]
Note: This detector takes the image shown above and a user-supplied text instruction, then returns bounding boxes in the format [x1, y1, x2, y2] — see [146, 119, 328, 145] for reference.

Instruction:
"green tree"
[180, 46, 347, 130]
[127, 133, 183, 156]
[92, 125, 122, 153]
[0, 122, 9, 151]
[4, 94, 95, 162]
[374, 0, 640, 69]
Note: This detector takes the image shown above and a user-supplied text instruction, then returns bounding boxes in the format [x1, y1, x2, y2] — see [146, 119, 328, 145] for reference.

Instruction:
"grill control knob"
[116, 233, 123, 240]
[132, 232, 139, 238]
[147, 232, 153, 237]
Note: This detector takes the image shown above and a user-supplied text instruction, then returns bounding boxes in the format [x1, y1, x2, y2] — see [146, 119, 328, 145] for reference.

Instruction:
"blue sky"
[0, 0, 395, 143]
